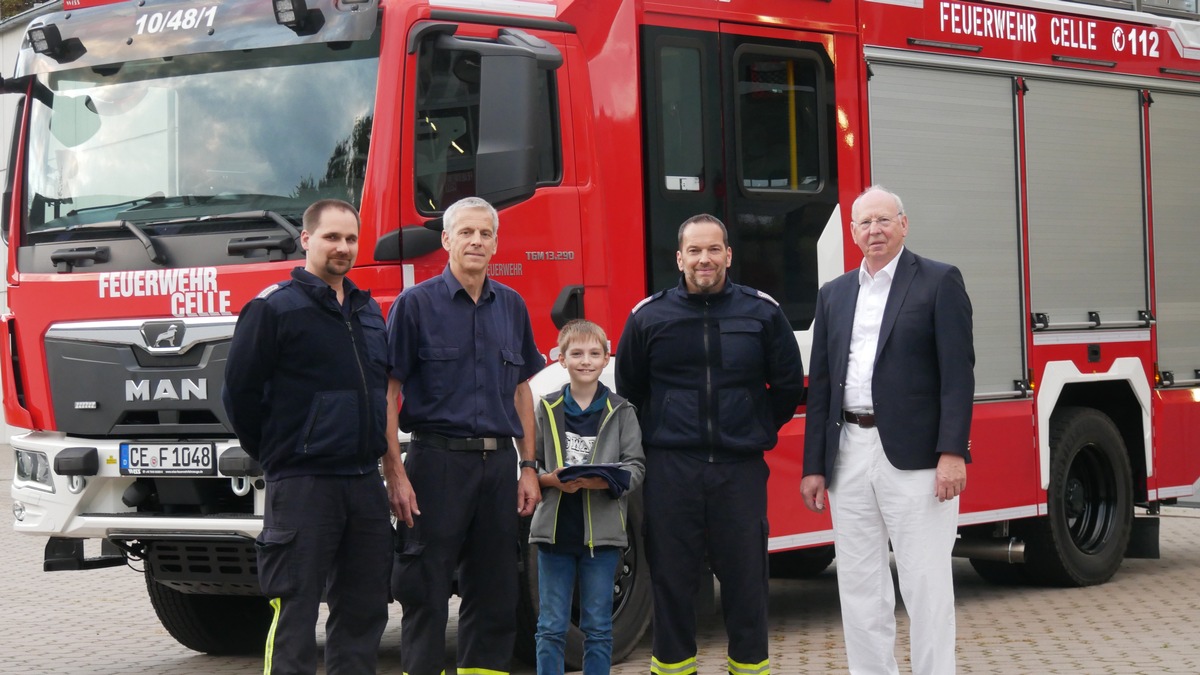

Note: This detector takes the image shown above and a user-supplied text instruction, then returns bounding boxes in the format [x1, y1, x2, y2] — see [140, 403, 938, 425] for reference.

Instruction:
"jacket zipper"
[584, 403, 618, 557]
[554, 399, 623, 555]
[345, 302, 371, 458]
[703, 299, 715, 462]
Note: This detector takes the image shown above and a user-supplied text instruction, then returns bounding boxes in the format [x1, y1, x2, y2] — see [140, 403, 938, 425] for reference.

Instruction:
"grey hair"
[443, 197, 500, 236]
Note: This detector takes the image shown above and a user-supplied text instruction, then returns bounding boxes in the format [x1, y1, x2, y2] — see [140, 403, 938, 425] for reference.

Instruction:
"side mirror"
[425, 27, 562, 210]
[375, 224, 444, 262]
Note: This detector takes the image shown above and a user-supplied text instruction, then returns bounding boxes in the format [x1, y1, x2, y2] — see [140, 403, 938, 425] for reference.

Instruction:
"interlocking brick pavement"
[5, 443, 1200, 674]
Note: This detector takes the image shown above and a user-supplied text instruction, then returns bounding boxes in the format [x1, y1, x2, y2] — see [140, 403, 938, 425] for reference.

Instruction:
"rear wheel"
[515, 496, 653, 669]
[1022, 407, 1133, 587]
[144, 571, 272, 655]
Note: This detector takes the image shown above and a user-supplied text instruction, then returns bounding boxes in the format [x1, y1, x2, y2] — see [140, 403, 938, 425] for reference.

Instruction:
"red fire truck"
[6, 0, 1200, 665]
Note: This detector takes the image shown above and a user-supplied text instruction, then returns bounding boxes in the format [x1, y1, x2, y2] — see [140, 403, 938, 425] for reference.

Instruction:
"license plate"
[119, 443, 217, 476]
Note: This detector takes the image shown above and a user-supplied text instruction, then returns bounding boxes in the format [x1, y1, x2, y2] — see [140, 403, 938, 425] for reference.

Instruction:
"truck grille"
[44, 317, 236, 438]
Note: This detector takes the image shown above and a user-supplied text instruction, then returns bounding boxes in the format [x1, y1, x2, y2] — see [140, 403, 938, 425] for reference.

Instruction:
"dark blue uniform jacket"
[615, 278, 806, 456]
[222, 267, 390, 481]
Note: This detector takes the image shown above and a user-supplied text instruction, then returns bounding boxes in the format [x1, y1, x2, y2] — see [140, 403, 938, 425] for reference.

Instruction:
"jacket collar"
[290, 267, 367, 311]
[672, 275, 735, 304]
[441, 265, 495, 302]
[564, 382, 611, 416]
[544, 384, 628, 410]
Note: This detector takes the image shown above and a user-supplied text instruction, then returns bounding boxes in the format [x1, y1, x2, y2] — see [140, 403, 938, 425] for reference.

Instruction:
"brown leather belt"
[411, 431, 512, 452]
[842, 410, 876, 429]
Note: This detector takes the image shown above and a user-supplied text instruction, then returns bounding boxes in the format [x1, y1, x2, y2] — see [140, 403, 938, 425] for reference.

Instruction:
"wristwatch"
[519, 460, 539, 471]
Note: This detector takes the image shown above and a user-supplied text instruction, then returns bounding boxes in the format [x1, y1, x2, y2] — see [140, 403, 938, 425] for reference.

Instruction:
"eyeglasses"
[852, 213, 902, 230]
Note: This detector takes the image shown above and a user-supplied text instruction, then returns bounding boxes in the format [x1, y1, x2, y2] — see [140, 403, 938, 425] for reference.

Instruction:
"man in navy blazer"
[802, 186, 973, 675]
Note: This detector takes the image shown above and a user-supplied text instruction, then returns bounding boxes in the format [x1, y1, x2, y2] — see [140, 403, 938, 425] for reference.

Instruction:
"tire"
[144, 571, 273, 655]
[515, 495, 653, 669]
[1022, 407, 1133, 587]
[968, 558, 1029, 585]
[769, 545, 835, 579]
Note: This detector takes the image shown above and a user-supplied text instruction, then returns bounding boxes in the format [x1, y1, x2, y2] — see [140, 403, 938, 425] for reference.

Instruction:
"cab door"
[640, 21, 839, 333]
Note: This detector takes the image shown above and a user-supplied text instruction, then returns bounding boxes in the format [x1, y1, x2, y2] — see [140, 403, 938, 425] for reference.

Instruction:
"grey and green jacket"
[529, 386, 646, 550]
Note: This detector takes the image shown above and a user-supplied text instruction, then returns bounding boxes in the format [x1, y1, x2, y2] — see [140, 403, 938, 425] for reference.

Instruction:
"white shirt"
[843, 248, 904, 411]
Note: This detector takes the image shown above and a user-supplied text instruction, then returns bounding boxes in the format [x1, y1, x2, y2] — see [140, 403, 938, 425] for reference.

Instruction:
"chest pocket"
[418, 346, 460, 396]
[359, 312, 389, 372]
[500, 349, 526, 393]
[719, 318, 764, 371]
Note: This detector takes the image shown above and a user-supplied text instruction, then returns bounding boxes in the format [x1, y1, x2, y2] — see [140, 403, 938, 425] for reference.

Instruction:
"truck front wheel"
[144, 571, 272, 655]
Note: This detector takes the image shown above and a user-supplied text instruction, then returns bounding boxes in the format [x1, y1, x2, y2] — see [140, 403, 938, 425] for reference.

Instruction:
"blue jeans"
[535, 547, 620, 675]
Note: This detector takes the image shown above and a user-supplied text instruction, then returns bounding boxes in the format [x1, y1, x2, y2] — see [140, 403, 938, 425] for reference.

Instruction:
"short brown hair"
[557, 319, 609, 355]
[677, 214, 729, 249]
[302, 199, 361, 233]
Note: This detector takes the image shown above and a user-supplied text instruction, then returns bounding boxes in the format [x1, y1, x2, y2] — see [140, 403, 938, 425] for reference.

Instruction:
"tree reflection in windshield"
[294, 115, 372, 203]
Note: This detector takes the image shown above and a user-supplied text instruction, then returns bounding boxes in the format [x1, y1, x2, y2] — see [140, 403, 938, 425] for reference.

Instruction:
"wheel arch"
[1036, 358, 1150, 500]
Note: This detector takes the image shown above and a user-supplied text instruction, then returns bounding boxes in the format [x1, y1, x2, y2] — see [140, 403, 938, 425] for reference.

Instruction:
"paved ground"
[5, 444, 1200, 673]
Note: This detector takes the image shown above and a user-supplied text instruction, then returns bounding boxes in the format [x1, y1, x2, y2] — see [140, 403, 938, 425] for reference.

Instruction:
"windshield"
[23, 38, 379, 244]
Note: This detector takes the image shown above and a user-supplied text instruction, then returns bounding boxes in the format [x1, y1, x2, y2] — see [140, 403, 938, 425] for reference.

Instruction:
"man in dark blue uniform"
[616, 214, 805, 675]
[223, 199, 395, 675]
[383, 196, 545, 675]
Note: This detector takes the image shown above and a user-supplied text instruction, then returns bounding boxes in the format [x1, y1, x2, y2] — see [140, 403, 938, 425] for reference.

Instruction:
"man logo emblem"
[141, 321, 186, 351]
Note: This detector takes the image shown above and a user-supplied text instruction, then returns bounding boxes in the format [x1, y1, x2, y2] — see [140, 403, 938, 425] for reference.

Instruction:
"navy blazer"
[803, 248, 974, 486]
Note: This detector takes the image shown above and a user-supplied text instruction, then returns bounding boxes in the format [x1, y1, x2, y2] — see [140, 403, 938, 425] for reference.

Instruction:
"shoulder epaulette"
[256, 281, 288, 300]
[631, 290, 666, 314]
[740, 285, 780, 307]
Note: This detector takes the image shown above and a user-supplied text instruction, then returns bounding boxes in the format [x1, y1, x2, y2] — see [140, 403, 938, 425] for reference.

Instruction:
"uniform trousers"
[392, 440, 519, 675]
[643, 450, 770, 675]
[257, 473, 393, 675]
[828, 422, 959, 675]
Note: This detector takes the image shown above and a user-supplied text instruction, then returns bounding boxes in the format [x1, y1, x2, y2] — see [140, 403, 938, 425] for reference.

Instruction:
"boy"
[529, 319, 646, 675]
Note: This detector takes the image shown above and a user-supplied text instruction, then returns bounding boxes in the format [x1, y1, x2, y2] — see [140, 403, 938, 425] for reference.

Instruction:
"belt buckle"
[845, 410, 874, 428]
[480, 438, 498, 451]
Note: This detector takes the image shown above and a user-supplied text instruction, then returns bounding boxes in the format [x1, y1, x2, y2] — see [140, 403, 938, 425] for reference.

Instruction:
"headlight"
[14, 449, 55, 492]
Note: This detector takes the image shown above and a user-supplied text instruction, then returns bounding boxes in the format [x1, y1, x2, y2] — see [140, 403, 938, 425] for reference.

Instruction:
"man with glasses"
[801, 186, 974, 674]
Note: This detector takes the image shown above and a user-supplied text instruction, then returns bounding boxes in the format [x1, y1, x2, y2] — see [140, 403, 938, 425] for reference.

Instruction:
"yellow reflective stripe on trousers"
[263, 597, 282, 674]
[728, 656, 770, 675]
[651, 655, 698, 674]
[457, 669, 509, 675]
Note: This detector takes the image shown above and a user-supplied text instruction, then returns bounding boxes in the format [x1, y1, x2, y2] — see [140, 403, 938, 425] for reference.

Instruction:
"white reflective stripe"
[650, 656, 697, 675]
[728, 656, 770, 675]
[1032, 329, 1150, 345]
[428, 0, 556, 18]
[768, 529, 834, 551]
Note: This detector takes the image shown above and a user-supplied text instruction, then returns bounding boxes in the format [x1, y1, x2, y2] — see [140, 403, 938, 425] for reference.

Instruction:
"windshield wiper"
[36, 219, 166, 265]
[139, 209, 302, 257]
[66, 192, 166, 217]
[124, 220, 166, 265]
[216, 210, 302, 246]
